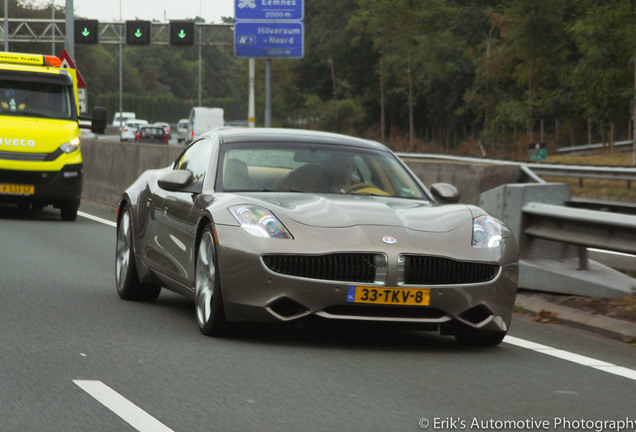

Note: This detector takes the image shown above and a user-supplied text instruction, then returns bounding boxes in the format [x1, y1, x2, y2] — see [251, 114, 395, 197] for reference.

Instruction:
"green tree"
[501, 0, 569, 144]
[569, 0, 636, 152]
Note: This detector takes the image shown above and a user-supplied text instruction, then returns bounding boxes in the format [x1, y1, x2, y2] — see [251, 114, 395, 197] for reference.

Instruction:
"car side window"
[176, 138, 212, 188]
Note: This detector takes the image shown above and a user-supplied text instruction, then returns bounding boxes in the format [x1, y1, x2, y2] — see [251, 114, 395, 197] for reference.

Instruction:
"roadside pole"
[265, 59, 271, 127]
[3, 0, 7, 50]
[249, 58, 255, 128]
[65, 0, 73, 59]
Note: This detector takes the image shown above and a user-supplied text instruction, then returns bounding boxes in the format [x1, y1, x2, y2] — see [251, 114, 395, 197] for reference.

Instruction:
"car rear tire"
[195, 226, 227, 336]
[454, 330, 506, 347]
[115, 206, 161, 302]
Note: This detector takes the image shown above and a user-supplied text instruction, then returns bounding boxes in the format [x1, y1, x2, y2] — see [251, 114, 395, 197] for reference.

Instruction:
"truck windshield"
[1, 80, 74, 120]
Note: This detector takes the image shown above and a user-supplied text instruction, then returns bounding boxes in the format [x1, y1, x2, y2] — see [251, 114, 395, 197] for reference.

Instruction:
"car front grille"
[262, 253, 380, 283]
[402, 255, 499, 285]
[0, 149, 62, 162]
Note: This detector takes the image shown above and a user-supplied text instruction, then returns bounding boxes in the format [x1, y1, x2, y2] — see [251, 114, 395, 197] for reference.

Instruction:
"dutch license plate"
[0, 183, 34, 195]
[347, 286, 430, 306]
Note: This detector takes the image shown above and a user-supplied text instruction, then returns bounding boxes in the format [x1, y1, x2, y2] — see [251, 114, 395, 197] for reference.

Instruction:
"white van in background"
[113, 112, 136, 128]
[186, 107, 224, 143]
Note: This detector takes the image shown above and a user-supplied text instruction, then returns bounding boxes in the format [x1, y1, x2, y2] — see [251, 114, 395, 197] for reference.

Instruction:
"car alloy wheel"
[195, 227, 226, 336]
[116, 209, 133, 294]
[115, 206, 161, 301]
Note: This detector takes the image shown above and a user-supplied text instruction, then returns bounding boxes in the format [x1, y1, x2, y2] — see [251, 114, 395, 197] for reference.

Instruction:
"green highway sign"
[529, 142, 547, 161]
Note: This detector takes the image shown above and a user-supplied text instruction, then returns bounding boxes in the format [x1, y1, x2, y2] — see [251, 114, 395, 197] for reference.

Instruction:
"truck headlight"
[59, 137, 80, 154]
[472, 215, 503, 248]
[228, 205, 293, 239]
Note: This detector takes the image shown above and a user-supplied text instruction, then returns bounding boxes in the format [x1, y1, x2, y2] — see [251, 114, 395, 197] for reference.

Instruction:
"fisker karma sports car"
[116, 128, 518, 346]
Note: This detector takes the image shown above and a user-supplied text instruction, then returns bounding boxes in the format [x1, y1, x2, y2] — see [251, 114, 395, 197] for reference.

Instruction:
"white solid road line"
[78, 210, 117, 227]
[78, 210, 636, 383]
[504, 336, 636, 381]
[73, 380, 174, 432]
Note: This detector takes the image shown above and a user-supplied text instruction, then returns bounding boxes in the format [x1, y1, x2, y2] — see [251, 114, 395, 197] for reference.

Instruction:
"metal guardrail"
[526, 162, 636, 182]
[397, 152, 636, 191]
[556, 140, 633, 155]
[522, 202, 636, 269]
[566, 198, 636, 215]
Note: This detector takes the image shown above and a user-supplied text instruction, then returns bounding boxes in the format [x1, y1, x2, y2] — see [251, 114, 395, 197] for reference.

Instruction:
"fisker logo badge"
[382, 236, 397, 245]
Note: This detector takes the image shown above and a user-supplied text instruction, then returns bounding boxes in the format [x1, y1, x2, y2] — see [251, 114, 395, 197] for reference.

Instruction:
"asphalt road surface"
[1, 201, 635, 432]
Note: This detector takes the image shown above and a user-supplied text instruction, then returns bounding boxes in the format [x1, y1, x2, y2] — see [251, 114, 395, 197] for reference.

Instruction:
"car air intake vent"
[403, 255, 499, 285]
[262, 253, 379, 283]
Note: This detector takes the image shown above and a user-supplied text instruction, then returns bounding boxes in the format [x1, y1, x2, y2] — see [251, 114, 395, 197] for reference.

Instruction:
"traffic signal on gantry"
[126, 20, 151, 45]
[170, 21, 195, 46]
[74, 19, 99, 44]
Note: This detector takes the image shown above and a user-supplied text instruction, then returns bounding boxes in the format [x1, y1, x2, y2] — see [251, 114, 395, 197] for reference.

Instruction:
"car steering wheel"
[344, 182, 388, 195]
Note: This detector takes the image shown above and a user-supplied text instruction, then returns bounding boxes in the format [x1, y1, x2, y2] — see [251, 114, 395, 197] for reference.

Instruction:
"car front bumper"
[215, 224, 519, 333]
[0, 163, 83, 207]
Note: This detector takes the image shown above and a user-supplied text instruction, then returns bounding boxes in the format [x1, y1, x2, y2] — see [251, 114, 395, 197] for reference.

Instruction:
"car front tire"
[115, 206, 161, 301]
[195, 226, 227, 336]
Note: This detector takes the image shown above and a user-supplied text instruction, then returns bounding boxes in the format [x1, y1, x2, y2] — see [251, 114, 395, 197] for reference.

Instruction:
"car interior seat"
[275, 164, 331, 192]
[223, 159, 254, 190]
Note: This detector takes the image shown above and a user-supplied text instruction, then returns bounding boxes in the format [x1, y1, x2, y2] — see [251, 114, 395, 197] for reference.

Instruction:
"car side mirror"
[430, 182, 460, 203]
[158, 170, 196, 192]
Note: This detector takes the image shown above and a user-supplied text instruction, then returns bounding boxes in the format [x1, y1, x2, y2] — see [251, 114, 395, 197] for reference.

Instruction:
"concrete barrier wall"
[80, 139, 523, 207]
[81, 139, 184, 207]
[401, 157, 522, 204]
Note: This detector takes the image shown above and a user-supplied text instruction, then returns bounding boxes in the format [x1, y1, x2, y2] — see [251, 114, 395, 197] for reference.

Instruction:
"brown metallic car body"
[116, 128, 518, 345]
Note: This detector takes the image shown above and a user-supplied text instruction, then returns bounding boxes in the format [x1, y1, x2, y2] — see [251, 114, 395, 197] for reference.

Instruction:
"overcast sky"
[64, 0, 234, 23]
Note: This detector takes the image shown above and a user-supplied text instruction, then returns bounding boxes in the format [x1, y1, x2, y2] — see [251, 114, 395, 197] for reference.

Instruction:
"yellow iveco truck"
[0, 51, 106, 220]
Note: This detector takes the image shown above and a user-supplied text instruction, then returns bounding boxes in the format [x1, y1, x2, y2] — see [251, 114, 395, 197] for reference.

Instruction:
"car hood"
[236, 193, 473, 232]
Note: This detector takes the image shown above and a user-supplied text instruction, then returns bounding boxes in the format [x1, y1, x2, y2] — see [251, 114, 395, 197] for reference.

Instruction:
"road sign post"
[529, 142, 547, 162]
[234, 0, 304, 127]
[59, 49, 88, 114]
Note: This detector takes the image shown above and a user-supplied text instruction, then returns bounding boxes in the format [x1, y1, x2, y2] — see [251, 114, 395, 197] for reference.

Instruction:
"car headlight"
[59, 137, 80, 154]
[228, 205, 293, 239]
[472, 215, 503, 248]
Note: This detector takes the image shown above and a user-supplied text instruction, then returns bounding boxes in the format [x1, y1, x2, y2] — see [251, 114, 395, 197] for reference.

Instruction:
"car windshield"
[0, 80, 73, 120]
[217, 142, 427, 199]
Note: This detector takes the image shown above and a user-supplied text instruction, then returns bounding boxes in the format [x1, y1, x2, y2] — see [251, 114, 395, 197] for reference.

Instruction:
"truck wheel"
[60, 201, 79, 221]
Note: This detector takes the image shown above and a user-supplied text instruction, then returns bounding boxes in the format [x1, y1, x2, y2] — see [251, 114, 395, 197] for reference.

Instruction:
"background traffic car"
[116, 128, 518, 346]
[121, 119, 148, 141]
[153, 122, 171, 139]
[175, 118, 189, 143]
[136, 125, 169, 144]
